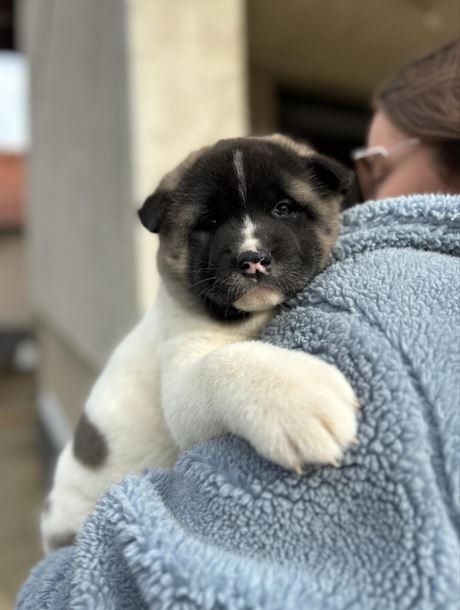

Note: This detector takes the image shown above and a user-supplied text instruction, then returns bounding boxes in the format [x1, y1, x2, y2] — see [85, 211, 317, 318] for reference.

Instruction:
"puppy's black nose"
[237, 250, 272, 275]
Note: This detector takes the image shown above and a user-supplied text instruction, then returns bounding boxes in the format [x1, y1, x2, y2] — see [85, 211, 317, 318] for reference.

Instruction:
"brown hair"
[374, 39, 460, 178]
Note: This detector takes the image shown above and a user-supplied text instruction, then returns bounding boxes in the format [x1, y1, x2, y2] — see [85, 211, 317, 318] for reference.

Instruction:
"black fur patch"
[73, 413, 108, 468]
[138, 191, 171, 233]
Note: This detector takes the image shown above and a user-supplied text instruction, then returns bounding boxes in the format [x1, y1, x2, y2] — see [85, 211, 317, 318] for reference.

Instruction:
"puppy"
[41, 134, 358, 553]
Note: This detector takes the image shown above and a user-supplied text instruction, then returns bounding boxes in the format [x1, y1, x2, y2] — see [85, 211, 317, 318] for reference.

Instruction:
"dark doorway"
[0, 0, 15, 50]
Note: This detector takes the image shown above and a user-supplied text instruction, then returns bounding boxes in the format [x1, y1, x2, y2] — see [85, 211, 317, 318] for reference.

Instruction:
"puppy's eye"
[194, 216, 218, 232]
[272, 199, 295, 217]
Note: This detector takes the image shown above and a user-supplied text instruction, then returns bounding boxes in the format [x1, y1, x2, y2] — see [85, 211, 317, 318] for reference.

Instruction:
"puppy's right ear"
[138, 144, 211, 233]
[138, 191, 170, 234]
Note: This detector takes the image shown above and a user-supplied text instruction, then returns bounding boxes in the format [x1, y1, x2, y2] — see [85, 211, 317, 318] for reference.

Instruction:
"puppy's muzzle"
[237, 250, 272, 276]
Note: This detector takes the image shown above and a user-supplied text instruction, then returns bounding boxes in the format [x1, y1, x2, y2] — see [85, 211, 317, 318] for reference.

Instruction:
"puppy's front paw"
[235, 352, 359, 472]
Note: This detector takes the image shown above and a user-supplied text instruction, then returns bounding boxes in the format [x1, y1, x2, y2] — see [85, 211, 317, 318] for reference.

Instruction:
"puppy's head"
[139, 135, 352, 319]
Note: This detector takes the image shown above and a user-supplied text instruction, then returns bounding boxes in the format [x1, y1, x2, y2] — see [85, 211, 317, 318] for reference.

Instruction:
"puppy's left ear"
[306, 155, 354, 200]
[138, 190, 170, 234]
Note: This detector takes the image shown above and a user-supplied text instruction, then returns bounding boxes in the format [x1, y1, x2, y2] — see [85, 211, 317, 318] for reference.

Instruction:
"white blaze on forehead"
[233, 150, 260, 252]
[233, 149, 247, 205]
[240, 215, 260, 252]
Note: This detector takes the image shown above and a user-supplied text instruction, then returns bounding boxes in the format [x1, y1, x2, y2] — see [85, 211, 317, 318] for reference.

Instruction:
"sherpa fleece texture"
[17, 195, 460, 610]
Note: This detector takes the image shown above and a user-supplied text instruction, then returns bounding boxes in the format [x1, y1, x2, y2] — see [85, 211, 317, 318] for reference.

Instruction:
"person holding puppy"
[17, 41, 460, 610]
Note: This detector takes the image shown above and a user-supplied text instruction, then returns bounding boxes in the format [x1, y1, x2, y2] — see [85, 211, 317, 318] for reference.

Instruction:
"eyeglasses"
[351, 138, 420, 200]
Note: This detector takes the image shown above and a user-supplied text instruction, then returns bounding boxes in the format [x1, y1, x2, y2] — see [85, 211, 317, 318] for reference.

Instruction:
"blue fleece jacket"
[17, 194, 460, 610]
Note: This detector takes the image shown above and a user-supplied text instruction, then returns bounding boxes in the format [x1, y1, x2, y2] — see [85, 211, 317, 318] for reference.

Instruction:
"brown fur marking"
[260, 133, 314, 157]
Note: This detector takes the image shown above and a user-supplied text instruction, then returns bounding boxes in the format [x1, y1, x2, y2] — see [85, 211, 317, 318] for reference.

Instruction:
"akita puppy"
[42, 135, 358, 552]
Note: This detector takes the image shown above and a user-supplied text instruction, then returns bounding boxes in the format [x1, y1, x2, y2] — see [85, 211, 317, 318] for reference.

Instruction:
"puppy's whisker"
[197, 277, 228, 299]
[191, 276, 220, 289]
[194, 266, 217, 275]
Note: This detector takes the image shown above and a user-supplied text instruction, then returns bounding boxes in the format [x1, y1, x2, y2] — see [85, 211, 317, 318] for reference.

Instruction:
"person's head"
[353, 39, 460, 200]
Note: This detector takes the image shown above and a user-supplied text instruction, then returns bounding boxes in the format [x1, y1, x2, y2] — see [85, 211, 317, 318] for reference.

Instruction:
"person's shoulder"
[321, 245, 456, 319]
[326, 194, 459, 310]
[335, 195, 460, 263]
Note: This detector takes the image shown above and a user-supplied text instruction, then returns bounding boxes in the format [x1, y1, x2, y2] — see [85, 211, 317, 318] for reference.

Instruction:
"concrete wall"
[19, 0, 249, 439]
[23, 0, 138, 371]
